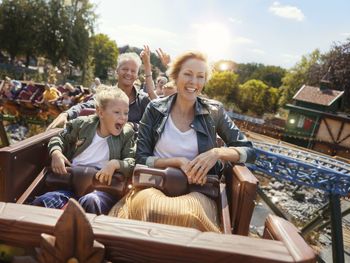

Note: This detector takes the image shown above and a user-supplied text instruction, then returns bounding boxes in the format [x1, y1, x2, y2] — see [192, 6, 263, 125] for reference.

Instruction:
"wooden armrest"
[231, 164, 258, 235]
[263, 214, 315, 263]
[220, 183, 231, 234]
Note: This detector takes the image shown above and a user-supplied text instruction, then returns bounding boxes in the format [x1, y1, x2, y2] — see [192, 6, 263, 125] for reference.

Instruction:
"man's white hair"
[117, 52, 142, 69]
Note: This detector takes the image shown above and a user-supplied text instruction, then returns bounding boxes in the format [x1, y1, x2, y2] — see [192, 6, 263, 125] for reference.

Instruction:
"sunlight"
[219, 62, 229, 71]
[194, 22, 231, 60]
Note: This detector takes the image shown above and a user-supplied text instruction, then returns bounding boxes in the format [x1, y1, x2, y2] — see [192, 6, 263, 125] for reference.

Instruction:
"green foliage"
[91, 33, 118, 80]
[236, 63, 286, 88]
[0, 0, 96, 85]
[66, 0, 96, 68]
[278, 49, 322, 107]
[236, 63, 260, 84]
[0, 0, 46, 61]
[319, 39, 350, 111]
[250, 65, 286, 88]
[81, 54, 94, 86]
[204, 71, 239, 104]
[238, 79, 279, 116]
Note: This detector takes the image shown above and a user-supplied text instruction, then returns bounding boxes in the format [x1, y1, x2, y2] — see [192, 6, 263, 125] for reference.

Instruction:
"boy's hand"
[51, 150, 71, 174]
[95, 160, 120, 185]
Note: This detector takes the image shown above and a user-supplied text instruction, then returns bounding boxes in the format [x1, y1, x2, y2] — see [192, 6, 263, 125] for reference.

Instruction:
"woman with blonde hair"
[109, 51, 255, 232]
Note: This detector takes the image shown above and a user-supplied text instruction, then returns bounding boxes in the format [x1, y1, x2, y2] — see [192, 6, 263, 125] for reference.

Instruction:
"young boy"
[32, 85, 135, 215]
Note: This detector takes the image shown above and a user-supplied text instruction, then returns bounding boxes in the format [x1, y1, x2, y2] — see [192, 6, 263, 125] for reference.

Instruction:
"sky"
[91, 0, 350, 69]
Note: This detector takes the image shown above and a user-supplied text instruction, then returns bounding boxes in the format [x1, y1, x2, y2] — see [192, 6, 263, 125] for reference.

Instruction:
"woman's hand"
[51, 150, 72, 174]
[156, 48, 171, 68]
[176, 157, 193, 184]
[95, 160, 120, 185]
[184, 149, 220, 185]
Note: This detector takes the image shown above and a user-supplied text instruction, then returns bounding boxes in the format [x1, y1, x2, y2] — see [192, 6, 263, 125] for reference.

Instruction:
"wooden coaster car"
[0, 129, 316, 262]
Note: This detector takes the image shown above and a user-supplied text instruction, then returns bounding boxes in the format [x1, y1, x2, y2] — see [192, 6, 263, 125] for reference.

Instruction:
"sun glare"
[219, 62, 229, 71]
[194, 23, 231, 60]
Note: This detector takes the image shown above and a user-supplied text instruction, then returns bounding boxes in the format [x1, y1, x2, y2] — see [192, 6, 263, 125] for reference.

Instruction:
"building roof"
[285, 104, 350, 122]
[293, 85, 344, 106]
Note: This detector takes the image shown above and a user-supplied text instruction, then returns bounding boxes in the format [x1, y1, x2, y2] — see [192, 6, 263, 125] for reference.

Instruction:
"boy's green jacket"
[48, 115, 135, 177]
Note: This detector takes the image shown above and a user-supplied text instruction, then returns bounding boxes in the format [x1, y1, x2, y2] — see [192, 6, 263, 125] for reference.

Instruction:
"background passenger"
[46, 53, 150, 131]
[162, 81, 177, 97]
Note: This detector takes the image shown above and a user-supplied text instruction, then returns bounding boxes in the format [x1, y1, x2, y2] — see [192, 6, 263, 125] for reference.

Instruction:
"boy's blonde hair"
[95, 85, 129, 109]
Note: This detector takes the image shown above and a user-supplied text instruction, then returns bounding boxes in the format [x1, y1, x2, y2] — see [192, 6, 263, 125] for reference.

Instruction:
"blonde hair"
[95, 85, 129, 109]
[166, 51, 211, 82]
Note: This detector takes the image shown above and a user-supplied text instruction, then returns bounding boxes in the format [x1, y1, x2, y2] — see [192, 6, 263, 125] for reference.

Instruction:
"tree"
[238, 79, 278, 116]
[204, 71, 239, 104]
[66, 0, 96, 83]
[236, 63, 286, 88]
[318, 39, 350, 112]
[38, 0, 69, 66]
[236, 63, 260, 84]
[0, 0, 46, 63]
[90, 34, 118, 80]
[278, 49, 322, 106]
[250, 65, 286, 88]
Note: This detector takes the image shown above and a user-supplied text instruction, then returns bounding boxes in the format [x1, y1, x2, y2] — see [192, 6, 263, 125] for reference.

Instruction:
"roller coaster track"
[246, 138, 350, 262]
[247, 141, 350, 196]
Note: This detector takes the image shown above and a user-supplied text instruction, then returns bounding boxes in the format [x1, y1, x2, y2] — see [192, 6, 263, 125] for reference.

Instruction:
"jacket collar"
[152, 94, 210, 136]
[152, 94, 210, 116]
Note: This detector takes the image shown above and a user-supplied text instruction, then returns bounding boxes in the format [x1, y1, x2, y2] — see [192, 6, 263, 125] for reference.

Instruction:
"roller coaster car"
[0, 130, 316, 262]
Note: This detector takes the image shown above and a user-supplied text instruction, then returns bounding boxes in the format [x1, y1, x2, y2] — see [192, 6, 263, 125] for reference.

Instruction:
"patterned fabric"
[78, 191, 118, 215]
[108, 188, 221, 233]
[31, 190, 75, 209]
[32, 190, 117, 215]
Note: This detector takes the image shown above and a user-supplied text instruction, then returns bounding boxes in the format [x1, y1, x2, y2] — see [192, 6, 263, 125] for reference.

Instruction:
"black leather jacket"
[136, 94, 256, 173]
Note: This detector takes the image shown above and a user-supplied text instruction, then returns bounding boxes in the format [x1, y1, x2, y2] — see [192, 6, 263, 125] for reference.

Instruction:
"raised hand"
[141, 45, 157, 99]
[156, 48, 171, 68]
[140, 45, 152, 71]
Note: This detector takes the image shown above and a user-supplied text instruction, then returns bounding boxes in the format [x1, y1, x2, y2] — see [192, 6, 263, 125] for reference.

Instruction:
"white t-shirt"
[154, 115, 198, 160]
[72, 132, 110, 169]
